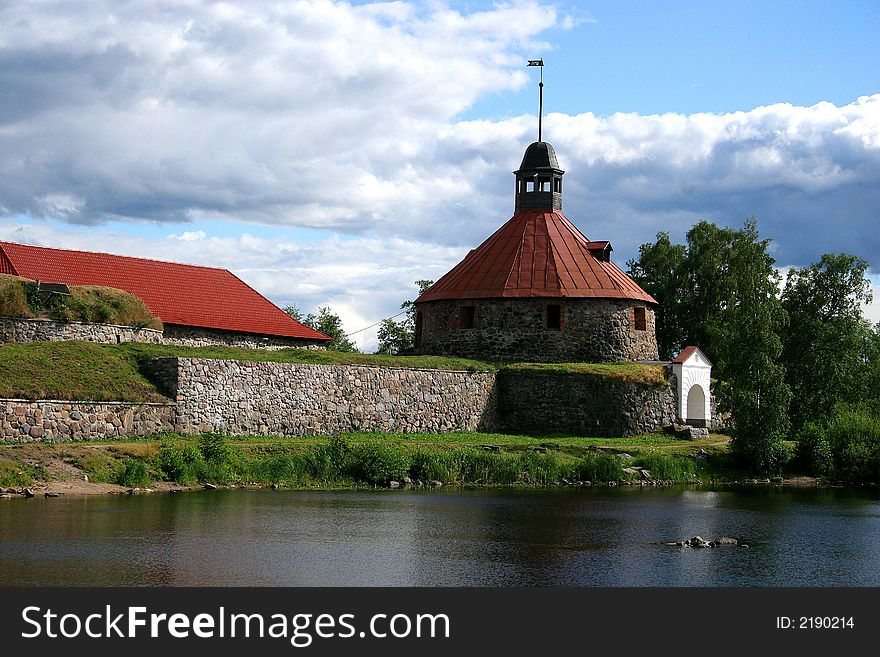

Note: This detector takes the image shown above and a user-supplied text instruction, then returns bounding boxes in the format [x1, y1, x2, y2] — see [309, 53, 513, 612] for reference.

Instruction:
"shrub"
[348, 441, 411, 485]
[75, 453, 118, 483]
[115, 460, 151, 488]
[199, 433, 232, 464]
[157, 442, 205, 484]
[305, 436, 352, 481]
[827, 409, 880, 483]
[795, 423, 832, 476]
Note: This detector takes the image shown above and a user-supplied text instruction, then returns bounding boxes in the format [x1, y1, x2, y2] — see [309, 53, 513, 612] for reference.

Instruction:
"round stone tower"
[413, 140, 659, 363]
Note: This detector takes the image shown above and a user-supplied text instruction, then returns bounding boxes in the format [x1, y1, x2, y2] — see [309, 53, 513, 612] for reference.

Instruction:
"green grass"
[0, 273, 161, 329]
[0, 341, 675, 403]
[0, 431, 740, 489]
[0, 458, 47, 487]
[118, 342, 497, 372]
[0, 341, 169, 402]
[502, 361, 667, 384]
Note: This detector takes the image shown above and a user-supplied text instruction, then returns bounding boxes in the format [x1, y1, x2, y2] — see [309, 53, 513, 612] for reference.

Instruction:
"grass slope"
[0, 341, 667, 403]
[0, 432, 734, 490]
[0, 273, 162, 329]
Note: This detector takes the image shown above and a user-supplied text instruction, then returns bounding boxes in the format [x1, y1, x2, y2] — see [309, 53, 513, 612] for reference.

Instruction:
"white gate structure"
[670, 346, 712, 427]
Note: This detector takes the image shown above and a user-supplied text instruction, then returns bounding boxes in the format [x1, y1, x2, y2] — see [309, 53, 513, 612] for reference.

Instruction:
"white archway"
[671, 346, 712, 427]
[686, 384, 706, 426]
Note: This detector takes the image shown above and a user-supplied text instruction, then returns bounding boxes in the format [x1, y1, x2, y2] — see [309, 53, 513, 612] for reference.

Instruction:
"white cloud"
[168, 230, 207, 241]
[0, 0, 878, 342]
[0, 220, 463, 352]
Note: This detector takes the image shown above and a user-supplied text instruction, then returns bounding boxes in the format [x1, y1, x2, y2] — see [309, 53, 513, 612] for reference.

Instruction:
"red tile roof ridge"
[0, 240, 331, 341]
[0, 239, 229, 273]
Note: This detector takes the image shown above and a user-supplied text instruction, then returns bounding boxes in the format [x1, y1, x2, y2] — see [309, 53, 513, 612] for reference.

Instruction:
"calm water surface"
[2, 486, 879, 586]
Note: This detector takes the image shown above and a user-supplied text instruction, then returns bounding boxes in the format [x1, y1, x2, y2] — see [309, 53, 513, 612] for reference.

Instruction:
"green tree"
[781, 253, 873, 430]
[629, 217, 792, 472]
[376, 279, 433, 355]
[283, 305, 359, 352]
[720, 220, 791, 473]
[627, 232, 686, 359]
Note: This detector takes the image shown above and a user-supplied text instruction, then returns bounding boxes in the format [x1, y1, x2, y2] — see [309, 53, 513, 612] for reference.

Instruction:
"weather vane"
[528, 59, 544, 142]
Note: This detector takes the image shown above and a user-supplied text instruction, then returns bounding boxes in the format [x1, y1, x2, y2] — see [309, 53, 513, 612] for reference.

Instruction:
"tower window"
[540, 180, 551, 192]
[546, 304, 561, 330]
[525, 180, 535, 192]
[634, 307, 647, 331]
[554, 178, 561, 193]
[459, 306, 475, 329]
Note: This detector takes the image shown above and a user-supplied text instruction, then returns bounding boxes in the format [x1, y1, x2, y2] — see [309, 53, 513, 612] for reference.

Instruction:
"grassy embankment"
[0, 340, 713, 492]
[0, 431, 735, 491]
[0, 273, 162, 330]
[0, 340, 666, 402]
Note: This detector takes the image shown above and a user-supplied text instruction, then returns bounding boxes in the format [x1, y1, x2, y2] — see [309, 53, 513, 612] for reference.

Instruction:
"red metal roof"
[417, 210, 657, 304]
[671, 345, 711, 365]
[0, 241, 330, 341]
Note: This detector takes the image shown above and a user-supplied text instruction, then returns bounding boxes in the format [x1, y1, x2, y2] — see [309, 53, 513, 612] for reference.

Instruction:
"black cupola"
[514, 141, 564, 212]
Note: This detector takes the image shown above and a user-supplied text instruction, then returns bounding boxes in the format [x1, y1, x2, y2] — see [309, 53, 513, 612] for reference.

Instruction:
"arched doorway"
[686, 384, 706, 427]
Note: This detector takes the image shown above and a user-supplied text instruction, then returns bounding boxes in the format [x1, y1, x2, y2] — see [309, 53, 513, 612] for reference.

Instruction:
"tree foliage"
[629, 218, 791, 472]
[376, 279, 433, 355]
[283, 305, 359, 352]
[781, 253, 873, 431]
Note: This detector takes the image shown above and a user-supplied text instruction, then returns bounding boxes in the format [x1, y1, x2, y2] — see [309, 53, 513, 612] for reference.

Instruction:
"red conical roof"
[417, 210, 657, 304]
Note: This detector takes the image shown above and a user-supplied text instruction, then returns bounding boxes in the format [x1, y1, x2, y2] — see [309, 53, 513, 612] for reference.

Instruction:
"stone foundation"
[0, 400, 175, 442]
[0, 317, 325, 350]
[161, 324, 325, 350]
[414, 297, 658, 362]
[1, 360, 691, 443]
[149, 358, 499, 436]
[0, 317, 163, 345]
[498, 370, 677, 437]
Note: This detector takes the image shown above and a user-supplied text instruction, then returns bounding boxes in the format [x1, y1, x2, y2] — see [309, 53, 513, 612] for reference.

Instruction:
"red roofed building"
[0, 241, 330, 349]
[414, 140, 659, 362]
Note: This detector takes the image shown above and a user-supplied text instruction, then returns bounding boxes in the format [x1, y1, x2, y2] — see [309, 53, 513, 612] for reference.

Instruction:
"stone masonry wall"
[415, 297, 658, 362]
[1, 361, 684, 443]
[0, 317, 163, 345]
[0, 400, 175, 442]
[498, 369, 678, 437]
[151, 358, 500, 436]
[161, 325, 326, 351]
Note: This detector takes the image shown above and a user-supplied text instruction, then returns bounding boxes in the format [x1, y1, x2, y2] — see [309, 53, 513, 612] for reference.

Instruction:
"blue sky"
[1, 1, 878, 350]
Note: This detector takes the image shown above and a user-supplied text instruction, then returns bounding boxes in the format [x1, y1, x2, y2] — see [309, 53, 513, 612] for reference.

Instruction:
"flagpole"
[527, 59, 544, 142]
[538, 67, 543, 142]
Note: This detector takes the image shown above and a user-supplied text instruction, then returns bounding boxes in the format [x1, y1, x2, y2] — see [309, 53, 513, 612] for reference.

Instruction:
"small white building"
[670, 346, 712, 427]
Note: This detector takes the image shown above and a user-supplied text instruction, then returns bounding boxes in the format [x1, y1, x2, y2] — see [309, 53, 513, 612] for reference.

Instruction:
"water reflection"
[1, 486, 879, 586]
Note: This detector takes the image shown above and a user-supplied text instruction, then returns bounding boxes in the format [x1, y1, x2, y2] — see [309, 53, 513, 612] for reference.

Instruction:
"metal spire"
[528, 59, 544, 142]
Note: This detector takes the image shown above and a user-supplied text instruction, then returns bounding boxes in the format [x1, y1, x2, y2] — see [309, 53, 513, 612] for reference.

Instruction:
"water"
[2, 486, 879, 586]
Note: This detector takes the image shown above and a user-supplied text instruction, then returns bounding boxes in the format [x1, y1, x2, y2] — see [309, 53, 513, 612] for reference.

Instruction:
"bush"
[795, 423, 832, 476]
[157, 442, 205, 484]
[305, 436, 352, 481]
[115, 460, 151, 488]
[827, 409, 880, 483]
[348, 441, 411, 485]
[199, 433, 232, 464]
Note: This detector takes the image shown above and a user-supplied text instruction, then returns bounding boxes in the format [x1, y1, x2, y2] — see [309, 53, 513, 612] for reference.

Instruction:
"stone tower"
[412, 139, 659, 363]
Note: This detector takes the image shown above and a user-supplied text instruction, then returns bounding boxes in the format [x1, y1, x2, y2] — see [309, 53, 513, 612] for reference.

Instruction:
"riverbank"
[0, 430, 828, 499]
